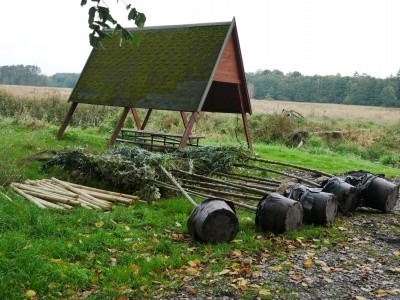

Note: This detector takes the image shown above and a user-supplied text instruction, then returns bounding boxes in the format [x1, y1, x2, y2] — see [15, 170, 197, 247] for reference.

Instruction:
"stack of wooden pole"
[10, 178, 140, 210]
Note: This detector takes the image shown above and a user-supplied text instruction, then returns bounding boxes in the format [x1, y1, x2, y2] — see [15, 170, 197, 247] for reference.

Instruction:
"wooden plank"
[120, 129, 205, 139]
[214, 35, 241, 84]
[56, 102, 78, 139]
[108, 107, 130, 148]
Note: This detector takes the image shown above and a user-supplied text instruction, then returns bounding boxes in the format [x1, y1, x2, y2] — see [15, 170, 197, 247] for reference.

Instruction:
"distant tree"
[380, 85, 398, 107]
[80, 0, 146, 48]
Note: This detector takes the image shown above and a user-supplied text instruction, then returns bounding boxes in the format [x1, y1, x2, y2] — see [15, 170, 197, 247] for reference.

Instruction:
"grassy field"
[0, 85, 400, 299]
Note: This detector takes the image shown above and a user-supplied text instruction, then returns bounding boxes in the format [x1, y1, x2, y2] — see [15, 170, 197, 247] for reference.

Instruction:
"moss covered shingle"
[70, 22, 231, 111]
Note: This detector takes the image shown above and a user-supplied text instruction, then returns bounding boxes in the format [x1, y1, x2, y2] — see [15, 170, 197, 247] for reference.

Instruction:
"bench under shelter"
[57, 18, 253, 150]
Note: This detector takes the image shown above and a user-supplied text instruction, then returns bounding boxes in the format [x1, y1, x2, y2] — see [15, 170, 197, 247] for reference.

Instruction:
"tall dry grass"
[2, 85, 400, 166]
[251, 100, 400, 123]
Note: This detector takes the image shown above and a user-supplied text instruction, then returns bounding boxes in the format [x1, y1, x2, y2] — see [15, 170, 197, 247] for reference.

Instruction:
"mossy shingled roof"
[70, 22, 232, 111]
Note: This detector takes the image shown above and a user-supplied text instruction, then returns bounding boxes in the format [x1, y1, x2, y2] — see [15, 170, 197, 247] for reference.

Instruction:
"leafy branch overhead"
[81, 0, 146, 48]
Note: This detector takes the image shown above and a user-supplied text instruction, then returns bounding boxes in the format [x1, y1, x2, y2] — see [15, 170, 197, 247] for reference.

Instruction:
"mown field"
[0, 85, 399, 299]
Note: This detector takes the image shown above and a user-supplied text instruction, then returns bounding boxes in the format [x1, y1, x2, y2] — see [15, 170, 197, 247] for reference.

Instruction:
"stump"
[288, 184, 338, 225]
[345, 173, 398, 213]
[255, 193, 303, 234]
[187, 198, 239, 243]
[321, 177, 358, 214]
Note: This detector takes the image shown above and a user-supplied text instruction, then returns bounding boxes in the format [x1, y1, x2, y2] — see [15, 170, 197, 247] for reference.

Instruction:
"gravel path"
[160, 201, 400, 300]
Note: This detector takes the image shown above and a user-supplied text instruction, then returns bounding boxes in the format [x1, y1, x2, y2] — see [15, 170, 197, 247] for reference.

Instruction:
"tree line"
[0, 65, 79, 88]
[246, 69, 400, 107]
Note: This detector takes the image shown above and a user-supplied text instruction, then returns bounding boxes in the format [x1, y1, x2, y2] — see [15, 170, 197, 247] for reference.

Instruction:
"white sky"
[1, 0, 399, 78]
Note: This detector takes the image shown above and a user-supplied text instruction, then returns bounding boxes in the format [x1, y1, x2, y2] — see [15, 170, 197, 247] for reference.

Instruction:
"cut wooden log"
[51, 178, 111, 209]
[255, 193, 303, 234]
[30, 196, 66, 209]
[10, 184, 47, 209]
[13, 183, 81, 206]
[288, 184, 338, 225]
[67, 182, 139, 200]
[187, 198, 239, 244]
[73, 188, 133, 205]
[321, 177, 358, 214]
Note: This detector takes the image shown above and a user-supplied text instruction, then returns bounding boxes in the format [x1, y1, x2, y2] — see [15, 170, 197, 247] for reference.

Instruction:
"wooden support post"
[179, 112, 199, 149]
[108, 107, 130, 148]
[180, 111, 195, 144]
[56, 102, 78, 139]
[238, 85, 253, 151]
[130, 107, 142, 129]
[141, 109, 153, 130]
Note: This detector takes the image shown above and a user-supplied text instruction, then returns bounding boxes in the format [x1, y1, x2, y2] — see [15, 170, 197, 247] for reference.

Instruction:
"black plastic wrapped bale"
[345, 173, 399, 212]
[187, 198, 239, 244]
[321, 177, 358, 214]
[255, 193, 303, 234]
[288, 184, 338, 225]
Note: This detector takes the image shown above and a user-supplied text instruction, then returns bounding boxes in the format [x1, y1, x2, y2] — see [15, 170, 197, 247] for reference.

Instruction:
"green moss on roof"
[70, 22, 231, 111]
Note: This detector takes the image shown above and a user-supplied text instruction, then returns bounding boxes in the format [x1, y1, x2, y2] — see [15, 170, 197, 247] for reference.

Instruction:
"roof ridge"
[103, 21, 232, 32]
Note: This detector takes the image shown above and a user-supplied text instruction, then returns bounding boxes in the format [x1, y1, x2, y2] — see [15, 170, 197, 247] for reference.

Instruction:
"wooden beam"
[130, 108, 142, 129]
[141, 109, 153, 130]
[180, 111, 189, 128]
[179, 112, 199, 149]
[180, 111, 196, 144]
[56, 102, 78, 140]
[238, 84, 253, 151]
[108, 107, 130, 148]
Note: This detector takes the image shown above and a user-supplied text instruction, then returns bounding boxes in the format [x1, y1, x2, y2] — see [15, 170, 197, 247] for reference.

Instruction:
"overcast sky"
[2, 0, 399, 78]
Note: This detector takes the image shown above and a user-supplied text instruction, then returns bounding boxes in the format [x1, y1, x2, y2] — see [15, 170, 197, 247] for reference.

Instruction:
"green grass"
[0, 113, 399, 298]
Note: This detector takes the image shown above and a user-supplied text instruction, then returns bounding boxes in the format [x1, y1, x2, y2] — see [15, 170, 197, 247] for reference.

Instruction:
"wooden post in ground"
[56, 102, 78, 139]
[108, 107, 130, 148]
[237, 84, 252, 151]
[179, 112, 199, 149]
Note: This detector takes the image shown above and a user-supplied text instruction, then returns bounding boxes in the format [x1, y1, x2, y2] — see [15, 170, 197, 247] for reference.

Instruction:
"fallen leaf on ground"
[95, 221, 104, 228]
[354, 296, 367, 300]
[218, 269, 231, 275]
[259, 289, 270, 296]
[26, 290, 36, 298]
[386, 267, 400, 274]
[303, 259, 313, 268]
[268, 266, 282, 271]
[188, 259, 201, 267]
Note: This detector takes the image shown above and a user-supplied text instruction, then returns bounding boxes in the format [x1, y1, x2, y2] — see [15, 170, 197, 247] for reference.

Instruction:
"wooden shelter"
[57, 18, 252, 149]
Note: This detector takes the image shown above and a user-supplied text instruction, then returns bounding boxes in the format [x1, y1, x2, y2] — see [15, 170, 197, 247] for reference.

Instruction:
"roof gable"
[70, 22, 231, 111]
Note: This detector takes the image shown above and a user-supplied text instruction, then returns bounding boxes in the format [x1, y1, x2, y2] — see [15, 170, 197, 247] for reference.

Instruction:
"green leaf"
[91, 0, 100, 2]
[121, 28, 134, 40]
[135, 13, 146, 28]
[88, 6, 97, 25]
[113, 23, 123, 35]
[89, 33, 104, 49]
[108, 15, 117, 25]
[97, 6, 110, 21]
[94, 21, 111, 29]
[128, 8, 137, 21]
[81, 0, 87, 6]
